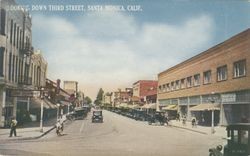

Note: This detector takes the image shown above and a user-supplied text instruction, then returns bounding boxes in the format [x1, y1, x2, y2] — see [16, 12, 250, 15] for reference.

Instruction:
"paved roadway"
[0, 110, 224, 156]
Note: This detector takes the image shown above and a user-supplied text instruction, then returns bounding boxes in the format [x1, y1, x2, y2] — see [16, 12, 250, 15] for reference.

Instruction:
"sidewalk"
[0, 126, 55, 142]
[0, 115, 67, 142]
[168, 120, 227, 138]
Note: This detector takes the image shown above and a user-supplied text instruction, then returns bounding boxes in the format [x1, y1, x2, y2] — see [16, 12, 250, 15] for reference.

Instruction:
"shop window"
[234, 59, 246, 78]
[194, 74, 200, 86]
[217, 65, 227, 81]
[203, 70, 211, 84]
[187, 76, 192, 88]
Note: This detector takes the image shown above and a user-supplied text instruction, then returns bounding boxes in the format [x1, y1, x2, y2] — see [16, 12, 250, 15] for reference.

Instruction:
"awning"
[128, 105, 140, 109]
[59, 100, 70, 106]
[30, 98, 50, 109]
[141, 103, 156, 109]
[44, 99, 57, 109]
[189, 103, 220, 111]
[162, 104, 178, 111]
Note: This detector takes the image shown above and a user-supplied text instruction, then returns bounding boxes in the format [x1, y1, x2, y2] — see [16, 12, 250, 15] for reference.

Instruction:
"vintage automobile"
[148, 111, 166, 125]
[67, 107, 88, 120]
[92, 110, 103, 123]
[209, 123, 250, 156]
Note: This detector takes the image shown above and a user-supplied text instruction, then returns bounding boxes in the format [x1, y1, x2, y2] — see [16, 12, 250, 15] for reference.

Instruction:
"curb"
[169, 124, 208, 135]
[0, 126, 56, 142]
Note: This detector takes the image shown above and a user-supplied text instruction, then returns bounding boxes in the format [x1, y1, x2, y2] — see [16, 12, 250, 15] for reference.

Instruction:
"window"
[203, 70, 211, 84]
[171, 81, 175, 91]
[8, 53, 12, 81]
[10, 20, 13, 43]
[162, 84, 166, 92]
[217, 65, 227, 81]
[194, 74, 200, 86]
[187, 76, 192, 88]
[166, 83, 170, 92]
[158, 85, 162, 92]
[0, 47, 4, 76]
[181, 78, 185, 89]
[0, 9, 6, 35]
[17, 27, 19, 49]
[14, 23, 16, 46]
[176, 80, 180, 90]
[234, 60, 246, 78]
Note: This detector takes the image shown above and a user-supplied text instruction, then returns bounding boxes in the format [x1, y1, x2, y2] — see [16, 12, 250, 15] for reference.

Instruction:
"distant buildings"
[63, 81, 78, 95]
[158, 29, 250, 125]
[133, 80, 158, 104]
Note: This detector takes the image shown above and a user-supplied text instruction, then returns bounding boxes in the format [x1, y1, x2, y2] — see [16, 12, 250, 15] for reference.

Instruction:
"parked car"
[73, 107, 88, 120]
[92, 110, 103, 123]
[148, 111, 166, 125]
[209, 123, 250, 156]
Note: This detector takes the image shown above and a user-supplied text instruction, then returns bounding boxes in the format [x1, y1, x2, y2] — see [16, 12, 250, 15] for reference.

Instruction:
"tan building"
[158, 29, 250, 125]
[63, 81, 78, 95]
[0, 0, 34, 127]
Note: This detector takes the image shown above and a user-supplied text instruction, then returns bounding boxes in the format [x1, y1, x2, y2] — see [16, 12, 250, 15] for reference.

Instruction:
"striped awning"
[189, 103, 220, 111]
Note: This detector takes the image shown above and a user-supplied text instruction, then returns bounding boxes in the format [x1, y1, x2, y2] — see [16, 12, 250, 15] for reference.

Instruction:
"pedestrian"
[9, 117, 17, 137]
[164, 112, 169, 126]
[191, 116, 197, 128]
[176, 112, 180, 122]
[182, 115, 186, 126]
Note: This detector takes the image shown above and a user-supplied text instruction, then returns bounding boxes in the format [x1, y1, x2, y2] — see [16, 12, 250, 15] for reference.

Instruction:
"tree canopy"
[94, 88, 104, 105]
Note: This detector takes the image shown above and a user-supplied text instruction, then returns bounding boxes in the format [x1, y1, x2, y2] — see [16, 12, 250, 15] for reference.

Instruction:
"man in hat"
[9, 117, 17, 137]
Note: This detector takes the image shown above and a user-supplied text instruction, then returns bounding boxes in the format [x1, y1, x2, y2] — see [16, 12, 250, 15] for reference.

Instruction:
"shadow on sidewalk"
[18, 117, 57, 128]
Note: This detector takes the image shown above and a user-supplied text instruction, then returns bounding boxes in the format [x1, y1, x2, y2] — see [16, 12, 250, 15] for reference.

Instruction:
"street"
[0, 110, 224, 156]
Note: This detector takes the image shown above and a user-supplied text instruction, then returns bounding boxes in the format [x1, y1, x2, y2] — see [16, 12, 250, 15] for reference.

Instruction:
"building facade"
[0, 0, 48, 127]
[63, 81, 78, 95]
[158, 29, 250, 125]
[133, 80, 158, 104]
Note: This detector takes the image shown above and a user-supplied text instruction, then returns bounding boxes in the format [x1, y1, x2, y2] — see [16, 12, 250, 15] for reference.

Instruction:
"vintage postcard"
[0, 0, 250, 155]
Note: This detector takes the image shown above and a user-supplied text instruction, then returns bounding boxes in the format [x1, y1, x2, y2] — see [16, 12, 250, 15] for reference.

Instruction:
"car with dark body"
[92, 110, 103, 123]
[148, 111, 166, 125]
[209, 123, 250, 156]
[69, 107, 88, 120]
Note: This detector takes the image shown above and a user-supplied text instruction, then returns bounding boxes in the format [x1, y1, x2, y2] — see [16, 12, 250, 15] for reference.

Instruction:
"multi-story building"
[0, 0, 48, 127]
[158, 29, 250, 125]
[0, 0, 34, 127]
[63, 81, 78, 95]
[113, 88, 133, 106]
[133, 80, 158, 104]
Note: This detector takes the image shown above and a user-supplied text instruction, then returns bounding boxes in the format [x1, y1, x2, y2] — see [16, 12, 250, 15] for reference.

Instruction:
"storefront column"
[0, 89, 6, 127]
[187, 97, 191, 121]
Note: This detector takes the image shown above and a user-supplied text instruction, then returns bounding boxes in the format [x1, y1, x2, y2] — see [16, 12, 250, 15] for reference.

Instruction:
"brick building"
[133, 80, 158, 104]
[158, 29, 250, 125]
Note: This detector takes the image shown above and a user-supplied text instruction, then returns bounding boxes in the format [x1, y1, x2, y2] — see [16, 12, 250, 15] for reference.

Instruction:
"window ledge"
[233, 75, 246, 79]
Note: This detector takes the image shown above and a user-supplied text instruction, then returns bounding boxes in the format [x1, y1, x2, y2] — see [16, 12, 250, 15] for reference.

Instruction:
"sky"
[15, 0, 250, 100]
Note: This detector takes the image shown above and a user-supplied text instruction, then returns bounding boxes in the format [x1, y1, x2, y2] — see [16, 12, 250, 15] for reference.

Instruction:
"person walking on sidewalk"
[191, 116, 197, 128]
[9, 117, 17, 137]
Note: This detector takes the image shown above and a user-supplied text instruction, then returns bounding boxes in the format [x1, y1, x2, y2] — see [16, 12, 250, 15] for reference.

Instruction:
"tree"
[84, 96, 92, 104]
[94, 88, 104, 105]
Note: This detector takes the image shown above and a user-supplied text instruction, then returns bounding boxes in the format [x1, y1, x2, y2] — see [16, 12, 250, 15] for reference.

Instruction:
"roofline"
[133, 80, 158, 85]
[158, 28, 250, 77]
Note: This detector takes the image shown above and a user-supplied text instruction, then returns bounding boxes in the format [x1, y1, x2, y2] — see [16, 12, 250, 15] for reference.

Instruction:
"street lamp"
[210, 92, 216, 134]
[40, 87, 44, 133]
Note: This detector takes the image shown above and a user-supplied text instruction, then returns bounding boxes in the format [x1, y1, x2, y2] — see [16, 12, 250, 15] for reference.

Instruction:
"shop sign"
[10, 90, 41, 97]
[221, 93, 236, 103]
